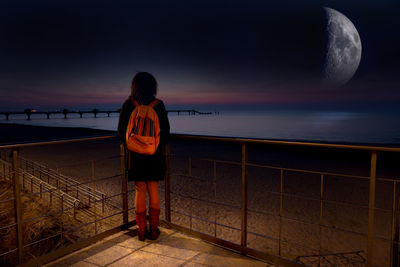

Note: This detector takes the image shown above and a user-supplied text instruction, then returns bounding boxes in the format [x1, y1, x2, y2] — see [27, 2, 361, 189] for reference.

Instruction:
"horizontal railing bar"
[247, 162, 371, 179]
[1, 133, 399, 152]
[0, 222, 17, 231]
[170, 191, 240, 210]
[22, 205, 78, 224]
[21, 191, 78, 206]
[19, 156, 120, 176]
[19, 183, 79, 205]
[67, 211, 124, 233]
[127, 207, 135, 212]
[247, 230, 280, 242]
[189, 157, 389, 183]
[75, 174, 121, 187]
[171, 134, 400, 152]
[247, 208, 284, 218]
[0, 247, 18, 258]
[23, 232, 62, 249]
[172, 173, 213, 183]
[170, 208, 241, 232]
[95, 192, 123, 203]
[0, 197, 15, 204]
[285, 216, 368, 237]
[53, 158, 121, 169]
[31, 173, 120, 197]
[24, 209, 125, 250]
[0, 135, 117, 150]
[180, 156, 241, 167]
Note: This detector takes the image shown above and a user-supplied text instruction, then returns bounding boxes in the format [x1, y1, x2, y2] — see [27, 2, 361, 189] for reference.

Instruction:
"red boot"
[148, 208, 160, 240]
[135, 211, 147, 241]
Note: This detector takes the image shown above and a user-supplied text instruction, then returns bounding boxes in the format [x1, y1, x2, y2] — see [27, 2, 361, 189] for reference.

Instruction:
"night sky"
[1, 0, 399, 111]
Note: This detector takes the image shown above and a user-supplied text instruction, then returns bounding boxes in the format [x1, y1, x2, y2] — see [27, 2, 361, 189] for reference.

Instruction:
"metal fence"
[0, 136, 130, 266]
[164, 135, 400, 267]
[0, 134, 399, 266]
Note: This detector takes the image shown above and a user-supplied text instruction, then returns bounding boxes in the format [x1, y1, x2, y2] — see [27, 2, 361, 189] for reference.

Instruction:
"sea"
[1, 110, 400, 145]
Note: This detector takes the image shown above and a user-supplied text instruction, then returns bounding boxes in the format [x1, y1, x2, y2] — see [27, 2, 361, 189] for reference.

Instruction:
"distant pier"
[0, 108, 217, 120]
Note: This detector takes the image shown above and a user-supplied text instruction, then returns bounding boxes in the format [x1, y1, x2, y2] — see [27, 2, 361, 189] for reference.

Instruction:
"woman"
[118, 72, 170, 241]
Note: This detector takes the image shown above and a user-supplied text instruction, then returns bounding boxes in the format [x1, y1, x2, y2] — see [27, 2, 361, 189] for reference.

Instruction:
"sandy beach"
[1, 123, 399, 266]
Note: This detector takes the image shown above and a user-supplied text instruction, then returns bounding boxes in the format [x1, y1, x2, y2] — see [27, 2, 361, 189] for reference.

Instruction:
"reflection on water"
[1, 111, 399, 144]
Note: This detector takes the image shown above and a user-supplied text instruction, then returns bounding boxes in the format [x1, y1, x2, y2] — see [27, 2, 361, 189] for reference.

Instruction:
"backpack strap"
[130, 96, 139, 107]
[130, 96, 159, 107]
[149, 98, 160, 108]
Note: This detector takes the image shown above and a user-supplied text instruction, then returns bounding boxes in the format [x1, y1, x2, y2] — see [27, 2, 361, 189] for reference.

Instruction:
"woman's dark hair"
[131, 72, 158, 103]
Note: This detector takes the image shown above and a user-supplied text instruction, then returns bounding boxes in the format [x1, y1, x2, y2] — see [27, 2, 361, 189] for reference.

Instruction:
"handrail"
[0, 135, 117, 149]
[1, 133, 400, 152]
[170, 133, 400, 152]
[19, 157, 105, 200]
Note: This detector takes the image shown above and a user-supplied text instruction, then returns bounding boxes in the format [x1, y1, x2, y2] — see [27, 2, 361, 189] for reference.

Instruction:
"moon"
[322, 7, 362, 87]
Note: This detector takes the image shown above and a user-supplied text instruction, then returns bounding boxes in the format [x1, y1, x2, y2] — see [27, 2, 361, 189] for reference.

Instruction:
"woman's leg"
[134, 181, 147, 241]
[147, 181, 160, 210]
[134, 181, 147, 212]
[147, 181, 160, 240]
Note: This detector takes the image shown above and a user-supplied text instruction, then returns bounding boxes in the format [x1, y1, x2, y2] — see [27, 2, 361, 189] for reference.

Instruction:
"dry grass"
[0, 179, 80, 265]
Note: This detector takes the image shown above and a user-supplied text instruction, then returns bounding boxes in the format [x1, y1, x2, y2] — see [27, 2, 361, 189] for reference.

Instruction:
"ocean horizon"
[1, 110, 399, 145]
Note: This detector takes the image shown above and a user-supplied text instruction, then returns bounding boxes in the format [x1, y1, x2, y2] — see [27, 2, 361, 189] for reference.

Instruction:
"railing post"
[164, 144, 171, 223]
[120, 144, 128, 225]
[189, 157, 193, 229]
[319, 174, 324, 265]
[91, 160, 96, 207]
[12, 149, 24, 264]
[73, 201, 77, 219]
[241, 143, 248, 248]
[50, 188, 53, 206]
[91, 159, 98, 233]
[102, 193, 105, 213]
[391, 181, 398, 267]
[61, 193, 64, 211]
[279, 168, 283, 255]
[213, 160, 217, 237]
[367, 151, 377, 266]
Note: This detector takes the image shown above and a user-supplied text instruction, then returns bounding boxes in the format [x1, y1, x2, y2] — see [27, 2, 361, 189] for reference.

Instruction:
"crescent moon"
[323, 7, 362, 87]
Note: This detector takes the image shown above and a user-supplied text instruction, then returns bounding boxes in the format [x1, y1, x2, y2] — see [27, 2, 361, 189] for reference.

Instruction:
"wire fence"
[0, 135, 399, 266]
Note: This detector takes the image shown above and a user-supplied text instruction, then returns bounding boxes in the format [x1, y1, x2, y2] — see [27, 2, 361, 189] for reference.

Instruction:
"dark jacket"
[118, 96, 170, 181]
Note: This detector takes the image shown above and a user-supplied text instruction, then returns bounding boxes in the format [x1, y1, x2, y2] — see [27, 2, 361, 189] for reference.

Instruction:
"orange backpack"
[125, 97, 160, 155]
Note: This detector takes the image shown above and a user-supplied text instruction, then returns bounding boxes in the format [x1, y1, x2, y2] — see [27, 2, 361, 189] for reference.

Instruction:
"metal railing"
[18, 156, 106, 206]
[163, 134, 400, 267]
[0, 136, 127, 266]
[0, 134, 399, 266]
